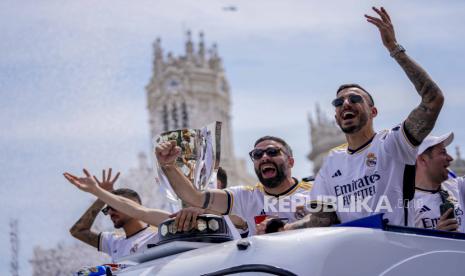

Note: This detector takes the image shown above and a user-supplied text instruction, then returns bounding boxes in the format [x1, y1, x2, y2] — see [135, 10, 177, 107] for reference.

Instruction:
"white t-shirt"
[99, 226, 159, 261]
[310, 123, 417, 225]
[412, 177, 465, 232]
[224, 179, 312, 235]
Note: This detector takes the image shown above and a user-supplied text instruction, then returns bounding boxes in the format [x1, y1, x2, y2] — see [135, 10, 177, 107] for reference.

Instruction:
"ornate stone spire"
[153, 37, 163, 76]
[185, 30, 194, 58]
[154, 37, 163, 61]
[198, 31, 205, 64]
[208, 43, 222, 71]
[145, 32, 256, 189]
[450, 145, 465, 176]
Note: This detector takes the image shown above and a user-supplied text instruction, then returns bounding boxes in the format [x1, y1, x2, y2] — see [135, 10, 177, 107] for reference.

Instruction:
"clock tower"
[146, 31, 255, 186]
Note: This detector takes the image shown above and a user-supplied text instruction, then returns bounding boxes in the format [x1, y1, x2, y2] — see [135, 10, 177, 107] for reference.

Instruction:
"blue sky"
[1, 0, 465, 274]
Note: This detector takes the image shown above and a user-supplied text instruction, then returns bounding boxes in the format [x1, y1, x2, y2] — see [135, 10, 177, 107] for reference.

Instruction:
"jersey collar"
[125, 225, 149, 239]
[347, 133, 376, 155]
[264, 177, 299, 197]
[415, 186, 441, 194]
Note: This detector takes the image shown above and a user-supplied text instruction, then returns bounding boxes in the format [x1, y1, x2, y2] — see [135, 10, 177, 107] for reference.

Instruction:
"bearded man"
[155, 136, 311, 235]
[285, 7, 444, 230]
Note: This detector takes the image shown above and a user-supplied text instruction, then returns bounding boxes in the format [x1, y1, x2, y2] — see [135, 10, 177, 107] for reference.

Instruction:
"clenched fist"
[155, 140, 181, 166]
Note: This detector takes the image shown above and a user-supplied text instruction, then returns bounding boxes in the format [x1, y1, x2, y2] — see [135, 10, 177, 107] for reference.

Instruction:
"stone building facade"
[145, 31, 255, 187]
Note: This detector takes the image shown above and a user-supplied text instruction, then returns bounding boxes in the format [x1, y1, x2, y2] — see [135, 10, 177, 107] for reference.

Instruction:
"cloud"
[2, 1, 465, 274]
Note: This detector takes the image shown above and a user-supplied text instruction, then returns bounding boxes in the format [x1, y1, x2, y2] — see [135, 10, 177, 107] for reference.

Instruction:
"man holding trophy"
[156, 135, 313, 236]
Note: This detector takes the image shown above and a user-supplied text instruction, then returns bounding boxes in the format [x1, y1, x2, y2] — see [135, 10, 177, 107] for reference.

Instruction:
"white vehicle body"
[115, 226, 465, 276]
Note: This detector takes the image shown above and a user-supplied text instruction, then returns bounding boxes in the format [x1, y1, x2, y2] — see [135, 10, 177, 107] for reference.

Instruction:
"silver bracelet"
[390, 43, 406, 58]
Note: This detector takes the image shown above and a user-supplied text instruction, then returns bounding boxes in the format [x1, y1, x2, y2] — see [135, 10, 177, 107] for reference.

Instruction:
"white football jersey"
[224, 179, 312, 235]
[311, 123, 417, 225]
[412, 177, 465, 232]
[99, 226, 159, 261]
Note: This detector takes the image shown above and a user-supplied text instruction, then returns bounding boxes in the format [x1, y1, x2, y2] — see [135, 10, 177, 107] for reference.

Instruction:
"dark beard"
[113, 222, 124, 229]
[255, 162, 287, 189]
[338, 112, 368, 134]
[112, 218, 125, 229]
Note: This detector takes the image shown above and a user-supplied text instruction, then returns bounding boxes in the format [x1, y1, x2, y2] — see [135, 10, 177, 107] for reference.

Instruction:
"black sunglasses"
[249, 147, 284, 161]
[332, 94, 364, 107]
[102, 205, 116, 215]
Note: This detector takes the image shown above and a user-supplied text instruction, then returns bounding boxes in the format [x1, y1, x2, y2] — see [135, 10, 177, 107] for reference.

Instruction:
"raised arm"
[93, 187, 170, 226]
[366, 6, 444, 143]
[69, 199, 105, 248]
[64, 169, 171, 226]
[68, 168, 119, 248]
[155, 141, 229, 214]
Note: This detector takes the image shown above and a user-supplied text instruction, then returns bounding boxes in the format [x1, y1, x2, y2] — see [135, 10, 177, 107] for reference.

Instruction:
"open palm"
[93, 168, 120, 191]
[64, 169, 98, 193]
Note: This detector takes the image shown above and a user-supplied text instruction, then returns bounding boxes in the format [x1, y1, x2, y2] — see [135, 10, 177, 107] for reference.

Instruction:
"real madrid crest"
[366, 152, 377, 167]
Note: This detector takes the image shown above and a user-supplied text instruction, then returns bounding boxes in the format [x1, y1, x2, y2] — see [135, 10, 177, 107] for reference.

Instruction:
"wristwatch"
[390, 43, 406, 58]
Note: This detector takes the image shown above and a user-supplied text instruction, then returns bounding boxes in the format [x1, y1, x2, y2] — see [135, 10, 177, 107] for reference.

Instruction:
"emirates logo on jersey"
[366, 152, 377, 167]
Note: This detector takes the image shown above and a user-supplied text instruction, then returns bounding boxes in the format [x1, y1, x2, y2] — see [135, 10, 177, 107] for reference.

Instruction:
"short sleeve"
[455, 177, 465, 202]
[98, 231, 114, 255]
[224, 186, 248, 218]
[310, 164, 330, 200]
[380, 123, 418, 165]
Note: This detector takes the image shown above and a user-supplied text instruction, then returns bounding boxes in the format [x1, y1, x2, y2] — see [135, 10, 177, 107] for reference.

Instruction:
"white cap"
[417, 132, 454, 156]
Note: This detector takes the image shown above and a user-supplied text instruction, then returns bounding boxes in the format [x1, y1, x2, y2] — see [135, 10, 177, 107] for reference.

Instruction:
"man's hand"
[64, 169, 99, 194]
[93, 168, 120, 192]
[155, 141, 181, 166]
[170, 207, 205, 232]
[436, 208, 458, 232]
[365, 6, 397, 51]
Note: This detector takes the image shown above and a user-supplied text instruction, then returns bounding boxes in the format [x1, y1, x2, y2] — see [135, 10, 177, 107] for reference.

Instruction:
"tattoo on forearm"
[202, 191, 211, 209]
[394, 53, 443, 142]
[70, 199, 104, 248]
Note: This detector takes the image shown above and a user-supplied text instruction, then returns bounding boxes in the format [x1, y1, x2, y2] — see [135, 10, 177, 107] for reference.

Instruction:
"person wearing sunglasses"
[65, 168, 213, 259]
[68, 169, 164, 262]
[286, 7, 445, 230]
[155, 135, 313, 236]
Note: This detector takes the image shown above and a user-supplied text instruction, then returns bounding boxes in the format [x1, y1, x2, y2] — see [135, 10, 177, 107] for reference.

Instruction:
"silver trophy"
[154, 122, 222, 210]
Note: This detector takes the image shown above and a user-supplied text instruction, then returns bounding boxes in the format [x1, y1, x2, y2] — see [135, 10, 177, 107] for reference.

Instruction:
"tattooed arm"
[68, 168, 119, 248]
[69, 199, 104, 248]
[395, 53, 443, 143]
[155, 141, 229, 213]
[283, 211, 339, 230]
[366, 7, 444, 143]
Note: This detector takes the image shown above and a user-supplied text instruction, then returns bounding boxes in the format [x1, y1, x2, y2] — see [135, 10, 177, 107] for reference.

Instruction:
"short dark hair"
[336, 83, 375, 106]
[217, 167, 228, 189]
[112, 188, 141, 204]
[254, 136, 293, 157]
